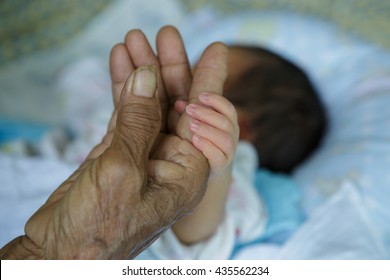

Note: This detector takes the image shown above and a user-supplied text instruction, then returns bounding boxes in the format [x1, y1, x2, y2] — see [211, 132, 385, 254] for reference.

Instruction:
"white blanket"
[235, 182, 388, 260]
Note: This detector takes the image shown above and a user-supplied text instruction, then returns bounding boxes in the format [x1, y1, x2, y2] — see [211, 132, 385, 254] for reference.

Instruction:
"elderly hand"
[0, 26, 227, 259]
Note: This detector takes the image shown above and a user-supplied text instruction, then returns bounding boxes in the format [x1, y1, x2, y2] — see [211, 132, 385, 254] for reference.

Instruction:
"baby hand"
[182, 92, 239, 176]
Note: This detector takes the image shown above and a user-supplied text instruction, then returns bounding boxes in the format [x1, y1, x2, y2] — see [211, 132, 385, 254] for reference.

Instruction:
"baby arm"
[173, 92, 239, 244]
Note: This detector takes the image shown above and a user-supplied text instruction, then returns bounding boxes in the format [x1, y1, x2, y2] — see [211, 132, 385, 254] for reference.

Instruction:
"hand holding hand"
[0, 26, 228, 259]
[177, 93, 239, 177]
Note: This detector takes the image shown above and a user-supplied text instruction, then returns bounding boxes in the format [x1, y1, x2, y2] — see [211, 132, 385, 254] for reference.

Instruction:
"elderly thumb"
[109, 66, 161, 165]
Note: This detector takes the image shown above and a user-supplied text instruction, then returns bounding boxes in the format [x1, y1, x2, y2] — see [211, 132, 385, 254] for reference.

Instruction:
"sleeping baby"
[139, 45, 328, 259]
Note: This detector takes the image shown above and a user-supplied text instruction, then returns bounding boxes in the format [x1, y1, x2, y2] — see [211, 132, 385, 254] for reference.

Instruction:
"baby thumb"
[109, 66, 161, 167]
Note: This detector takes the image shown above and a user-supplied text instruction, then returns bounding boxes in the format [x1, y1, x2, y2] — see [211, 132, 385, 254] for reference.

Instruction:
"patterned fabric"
[180, 0, 390, 50]
[2, 0, 388, 65]
[0, 0, 114, 64]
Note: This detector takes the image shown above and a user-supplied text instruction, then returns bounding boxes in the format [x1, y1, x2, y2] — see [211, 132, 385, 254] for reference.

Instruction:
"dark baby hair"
[225, 46, 327, 174]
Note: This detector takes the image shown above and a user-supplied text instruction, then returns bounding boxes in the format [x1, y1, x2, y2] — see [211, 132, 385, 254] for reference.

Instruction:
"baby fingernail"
[193, 133, 201, 144]
[199, 93, 209, 102]
[190, 120, 200, 132]
[186, 104, 197, 115]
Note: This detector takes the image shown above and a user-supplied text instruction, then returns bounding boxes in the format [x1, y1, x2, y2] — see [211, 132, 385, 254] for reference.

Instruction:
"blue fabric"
[0, 118, 49, 145]
[232, 169, 305, 257]
[255, 169, 305, 241]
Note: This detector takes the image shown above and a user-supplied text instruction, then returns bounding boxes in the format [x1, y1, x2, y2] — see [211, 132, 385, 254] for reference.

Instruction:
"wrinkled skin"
[0, 26, 228, 259]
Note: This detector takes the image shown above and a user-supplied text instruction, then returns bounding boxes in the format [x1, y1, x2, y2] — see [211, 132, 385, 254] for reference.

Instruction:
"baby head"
[224, 46, 327, 174]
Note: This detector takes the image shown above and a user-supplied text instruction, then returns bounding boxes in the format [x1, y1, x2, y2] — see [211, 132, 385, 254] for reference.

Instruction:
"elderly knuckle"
[118, 102, 160, 141]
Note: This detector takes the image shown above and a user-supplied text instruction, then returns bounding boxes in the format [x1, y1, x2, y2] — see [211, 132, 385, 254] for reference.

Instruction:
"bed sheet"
[234, 182, 387, 259]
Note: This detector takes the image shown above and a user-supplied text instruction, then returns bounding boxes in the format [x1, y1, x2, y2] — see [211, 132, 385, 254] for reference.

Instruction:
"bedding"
[180, 0, 390, 51]
[234, 182, 387, 259]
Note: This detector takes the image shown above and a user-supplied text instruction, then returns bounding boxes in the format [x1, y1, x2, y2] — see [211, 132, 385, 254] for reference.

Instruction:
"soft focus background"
[1, 0, 390, 259]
